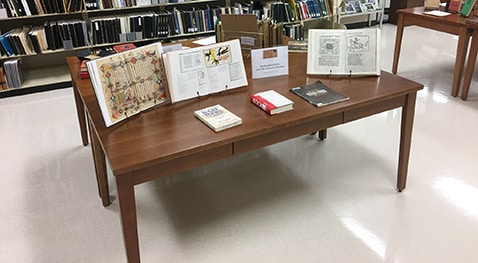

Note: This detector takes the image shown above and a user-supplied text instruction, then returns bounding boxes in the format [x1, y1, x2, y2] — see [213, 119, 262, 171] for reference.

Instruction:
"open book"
[307, 28, 381, 76]
[86, 42, 170, 127]
[161, 39, 248, 103]
[87, 39, 248, 127]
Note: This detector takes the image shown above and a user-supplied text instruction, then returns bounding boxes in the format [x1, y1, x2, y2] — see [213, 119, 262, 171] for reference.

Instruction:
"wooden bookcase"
[0, 0, 222, 97]
[0, 0, 341, 97]
[337, 0, 385, 27]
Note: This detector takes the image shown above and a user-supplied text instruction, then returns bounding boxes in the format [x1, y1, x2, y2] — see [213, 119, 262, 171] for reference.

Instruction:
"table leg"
[397, 92, 417, 191]
[392, 14, 405, 74]
[318, 129, 327, 140]
[117, 174, 140, 263]
[461, 30, 478, 101]
[89, 118, 110, 207]
[451, 27, 472, 97]
[72, 82, 89, 146]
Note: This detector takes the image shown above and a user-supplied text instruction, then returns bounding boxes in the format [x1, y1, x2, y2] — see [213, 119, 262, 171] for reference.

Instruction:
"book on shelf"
[460, 0, 477, 17]
[307, 27, 381, 76]
[161, 39, 248, 103]
[113, 43, 136, 53]
[194, 104, 242, 132]
[0, 66, 8, 91]
[3, 58, 23, 89]
[250, 90, 294, 115]
[290, 80, 349, 107]
[446, 0, 462, 13]
[424, 0, 441, 10]
[86, 42, 170, 127]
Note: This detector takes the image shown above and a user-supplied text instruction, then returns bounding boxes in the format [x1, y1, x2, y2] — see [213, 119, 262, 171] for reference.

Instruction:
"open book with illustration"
[162, 39, 248, 103]
[86, 42, 170, 127]
[87, 39, 248, 127]
[307, 28, 381, 76]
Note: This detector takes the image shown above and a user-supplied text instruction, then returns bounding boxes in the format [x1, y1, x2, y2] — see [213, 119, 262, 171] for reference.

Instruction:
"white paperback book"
[194, 104, 242, 132]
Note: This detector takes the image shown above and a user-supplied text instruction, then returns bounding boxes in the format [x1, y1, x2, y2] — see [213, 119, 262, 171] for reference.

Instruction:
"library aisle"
[1, 23, 478, 262]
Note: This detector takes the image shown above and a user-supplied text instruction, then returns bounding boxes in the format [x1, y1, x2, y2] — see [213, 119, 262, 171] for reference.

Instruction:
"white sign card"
[251, 46, 289, 79]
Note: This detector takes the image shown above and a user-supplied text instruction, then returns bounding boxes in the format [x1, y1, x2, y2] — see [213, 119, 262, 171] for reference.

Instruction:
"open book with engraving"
[306, 28, 381, 76]
[86, 42, 170, 127]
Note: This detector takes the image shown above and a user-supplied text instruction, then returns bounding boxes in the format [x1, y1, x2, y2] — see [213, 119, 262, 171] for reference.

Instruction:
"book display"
[306, 27, 380, 76]
[290, 80, 349, 107]
[161, 39, 248, 103]
[194, 104, 242, 132]
[86, 39, 247, 127]
[86, 42, 170, 127]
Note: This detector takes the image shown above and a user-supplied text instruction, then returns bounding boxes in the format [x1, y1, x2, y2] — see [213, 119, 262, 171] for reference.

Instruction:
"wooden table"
[67, 53, 423, 263]
[461, 18, 478, 100]
[392, 7, 472, 97]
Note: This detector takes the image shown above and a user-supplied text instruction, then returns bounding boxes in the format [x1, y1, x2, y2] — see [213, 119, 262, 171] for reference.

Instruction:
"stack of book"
[3, 58, 23, 89]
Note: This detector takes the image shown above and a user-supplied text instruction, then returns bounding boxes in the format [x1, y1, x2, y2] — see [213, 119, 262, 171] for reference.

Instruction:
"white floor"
[1, 23, 478, 263]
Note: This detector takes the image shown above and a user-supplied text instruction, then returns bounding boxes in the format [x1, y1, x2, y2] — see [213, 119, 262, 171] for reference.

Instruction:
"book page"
[307, 28, 380, 76]
[163, 39, 248, 103]
[87, 42, 169, 127]
[344, 28, 380, 75]
[307, 29, 346, 75]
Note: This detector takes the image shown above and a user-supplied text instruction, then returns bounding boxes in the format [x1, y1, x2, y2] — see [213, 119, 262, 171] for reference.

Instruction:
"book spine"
[250, 94, 276, 114]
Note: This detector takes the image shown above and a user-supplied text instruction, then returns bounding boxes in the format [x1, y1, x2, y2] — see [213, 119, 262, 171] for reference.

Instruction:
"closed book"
[194, 104, 242, 132]
[461, 0, 477, 16]
[290, 80, 349, 107]
[112, 43, 136, 53]
[0, 33, 15, 56]
[250, 90, 294, 115]
[448, 0, 461, 12]
[79, 60, 89, 79]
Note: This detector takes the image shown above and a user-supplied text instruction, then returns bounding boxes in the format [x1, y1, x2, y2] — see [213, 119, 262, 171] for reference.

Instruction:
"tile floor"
[1, 23, 478, 263]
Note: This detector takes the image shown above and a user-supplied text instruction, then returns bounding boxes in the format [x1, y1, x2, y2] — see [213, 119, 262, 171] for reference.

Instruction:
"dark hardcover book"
[28, 30, 42, 54]
[0, 33, 15, 56]
[11, 0, 27, 16]
[73, 21, 85, 46]
[92, 20, 103, 44]
[0, 0, 13, 17]
[50, 22, 62, 49]
[67, 23, 78, 47]
[43, 22, 54, 50]
[42, 0, 54, 13]
[143, 14, 153, 38]
[25, 0, 39, 15]
[290, 80, 349, 107]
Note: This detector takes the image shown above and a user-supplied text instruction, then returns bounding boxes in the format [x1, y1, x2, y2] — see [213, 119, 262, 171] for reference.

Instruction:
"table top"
[67, 52, 423, 176]
[397, 6, 469, 25]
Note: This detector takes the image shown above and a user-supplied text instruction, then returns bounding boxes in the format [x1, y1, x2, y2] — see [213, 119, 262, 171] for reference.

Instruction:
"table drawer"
[234, 113, 342, 155]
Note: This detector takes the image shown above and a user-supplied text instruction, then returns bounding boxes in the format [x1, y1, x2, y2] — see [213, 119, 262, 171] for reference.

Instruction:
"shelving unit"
[0, 0, 222, 97]
[337, 0, 384, 27]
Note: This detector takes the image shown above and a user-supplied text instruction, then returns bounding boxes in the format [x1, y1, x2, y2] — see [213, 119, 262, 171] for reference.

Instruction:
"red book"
[448, 0, 461, 12]
[113, 43, 136, 53]
[80, 60, 89, 79]
[250, 90, 294, 115]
